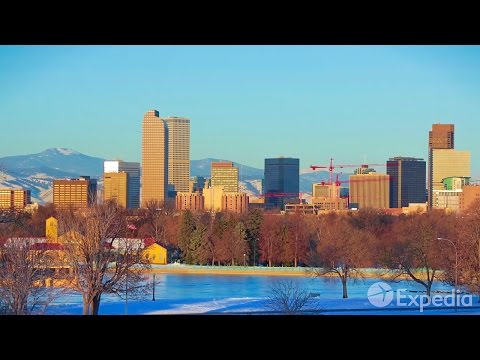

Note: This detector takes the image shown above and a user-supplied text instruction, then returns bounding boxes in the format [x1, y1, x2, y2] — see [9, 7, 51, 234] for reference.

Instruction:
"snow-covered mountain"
[0, 148, 104, 203]
[0, 149, 351, 204]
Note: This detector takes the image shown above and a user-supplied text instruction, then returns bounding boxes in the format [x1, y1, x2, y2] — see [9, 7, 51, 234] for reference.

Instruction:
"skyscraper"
[141, 110, 168, 206]
[430, 149, 470, 207]
[211, 161, 239, 193]
[104, 160, 140, 209]
[264, 157, 299, 210]
[429, 124, 454, 149]
[165, 117, 190, 193]
[428, 123, 454, 208]
[387, 157, 426, 208]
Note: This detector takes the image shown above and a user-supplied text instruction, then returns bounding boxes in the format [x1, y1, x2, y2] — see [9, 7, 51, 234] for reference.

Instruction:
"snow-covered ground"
[42, 274, 480, 315]
[45, 296, 480, 315]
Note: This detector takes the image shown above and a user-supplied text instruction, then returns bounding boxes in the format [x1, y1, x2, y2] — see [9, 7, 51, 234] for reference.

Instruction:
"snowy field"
[43, 274, 480, 315]
[45, 296, 480, 315]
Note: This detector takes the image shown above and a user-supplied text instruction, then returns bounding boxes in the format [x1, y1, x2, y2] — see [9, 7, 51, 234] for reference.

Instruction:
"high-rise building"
[429, 124, 454, 149]
[430, 149, 470, 208]
[387, 157, 426, 208]
[104, 160, 140, 209]
[165, 117, 190, 194]
[141, 110, 168, 206]
[53, 176, 97, 209]
[0, 189, 31, 209]
[349, 173, 390, 209]
[103, 172, 128, 208]
[211, 162, 239, 193]
[428, 124, 455, 208]
[264, 157, 299, 210]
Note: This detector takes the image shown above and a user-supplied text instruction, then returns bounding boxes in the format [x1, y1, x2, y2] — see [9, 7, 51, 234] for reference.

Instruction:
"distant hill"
[0, 149, 351, 204]
[0, 148, 105, 203]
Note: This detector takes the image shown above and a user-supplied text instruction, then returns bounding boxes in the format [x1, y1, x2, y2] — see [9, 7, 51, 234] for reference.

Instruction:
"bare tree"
[446, 199, 480, 301]
[309, 214, 372, 299]
[380, 212, 452, 297]
[266, 279, 313, 314]
[58, 201, 150, 315]
[0, 238, 63, 315]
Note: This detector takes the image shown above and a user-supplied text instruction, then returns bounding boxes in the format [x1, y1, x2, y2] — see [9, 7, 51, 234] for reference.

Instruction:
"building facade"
[430, 149, 470, 208]
[175, 192, 204, 211]
[459, 185, 480, 212]
[53, 176, 97, 209]
[141, 110, 168, 206]
[165, 117, 190, 194]
[264, 157, 299, 210]
[349, 173, 390, 209]
[103, 172, 128, 208]
[222, 193, 249, 213]
[387, 157, 426, 208]
[428, 124, 455, 208]
[0, 189, 31, 209]
[432, 189, 462, 212]
[104, 160, 140, 209]
[203, 185, 225, 212]
[211, 162, 239, 193]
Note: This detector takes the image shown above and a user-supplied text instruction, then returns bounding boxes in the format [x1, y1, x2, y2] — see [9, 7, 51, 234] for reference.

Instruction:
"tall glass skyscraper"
[264, 157, 299, 210]
[387, 157, 426, 208]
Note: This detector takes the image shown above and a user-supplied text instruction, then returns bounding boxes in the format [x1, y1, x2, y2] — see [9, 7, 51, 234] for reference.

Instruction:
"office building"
[0, 189, 31, 209]
[428, 124, 455, 208]
[141, 110, 168, 206]
[430, 149, 470, 208]
[264, 157, 299, 210]
[103, 172, 128, 208]
[165, 117, 190, 193]
[53, 176, 97, 209]
[211, 162, 239, 193]
[104, 160, 140, 209]
[387, 157, 426, 208]
[349, 173, 390, 209]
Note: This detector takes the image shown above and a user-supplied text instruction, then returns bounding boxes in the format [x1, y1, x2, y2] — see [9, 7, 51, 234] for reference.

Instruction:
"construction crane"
[310, 158, 389, 185]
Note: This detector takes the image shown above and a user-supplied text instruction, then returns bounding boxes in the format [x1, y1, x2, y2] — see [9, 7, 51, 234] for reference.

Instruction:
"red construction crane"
[310, 158, 388, 185]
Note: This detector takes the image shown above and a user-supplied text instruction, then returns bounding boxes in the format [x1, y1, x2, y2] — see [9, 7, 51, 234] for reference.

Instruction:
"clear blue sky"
[1, 45, 479, 176]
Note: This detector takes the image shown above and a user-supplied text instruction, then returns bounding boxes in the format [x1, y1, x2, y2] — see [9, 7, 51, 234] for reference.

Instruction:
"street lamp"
[437, 237, 458, 312]
[152, 274, 156, 301]
[243, 253, 246, 267]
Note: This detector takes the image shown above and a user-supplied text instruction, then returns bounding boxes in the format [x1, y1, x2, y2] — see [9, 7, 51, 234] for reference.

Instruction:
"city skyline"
[1, 46, 480, 176]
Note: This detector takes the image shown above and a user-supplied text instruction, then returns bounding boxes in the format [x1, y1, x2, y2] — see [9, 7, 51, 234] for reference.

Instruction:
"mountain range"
[0, 148, 349, 204]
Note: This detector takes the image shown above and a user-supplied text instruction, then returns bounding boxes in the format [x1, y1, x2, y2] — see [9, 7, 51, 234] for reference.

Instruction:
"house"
[142, 238, 167, 265]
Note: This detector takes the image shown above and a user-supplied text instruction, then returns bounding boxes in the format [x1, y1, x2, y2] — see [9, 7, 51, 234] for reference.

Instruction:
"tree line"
[1, 198, 480, 314]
